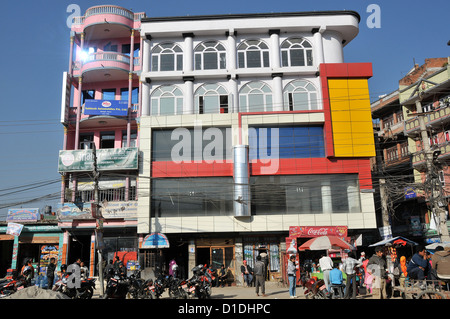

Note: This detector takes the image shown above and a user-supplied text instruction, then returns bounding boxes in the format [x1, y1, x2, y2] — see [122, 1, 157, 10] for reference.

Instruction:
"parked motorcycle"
[188, 265, 212, 299]
[299, 273, 327, 299]
[127, 270, 154, 299]
[52, 273, 96, 299]
[0, 272, 29, 298]
[103, 270, 130, 299]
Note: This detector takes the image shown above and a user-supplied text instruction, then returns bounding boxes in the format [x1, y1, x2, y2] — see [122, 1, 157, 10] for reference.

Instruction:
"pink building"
[58, 5, 146, 275]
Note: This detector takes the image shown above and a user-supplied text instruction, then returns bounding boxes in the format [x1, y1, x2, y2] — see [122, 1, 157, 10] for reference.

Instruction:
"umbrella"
[298, 235, 355, 251]
[368, 236, 418, 247]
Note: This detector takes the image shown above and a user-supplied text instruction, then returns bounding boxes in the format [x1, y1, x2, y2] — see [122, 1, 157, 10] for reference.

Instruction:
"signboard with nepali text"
[7, 208, 40, 222]
[58, 147, 138, 172]
[289, 226, 348, 238]
[84, 99, 128, 116]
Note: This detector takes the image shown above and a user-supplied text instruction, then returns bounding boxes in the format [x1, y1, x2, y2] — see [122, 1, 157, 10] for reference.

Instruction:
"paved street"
[91, 280, 375, 299]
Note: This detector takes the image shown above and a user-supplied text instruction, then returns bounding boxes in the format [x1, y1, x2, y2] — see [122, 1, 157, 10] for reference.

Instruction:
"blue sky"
[0, 0, 449, 219]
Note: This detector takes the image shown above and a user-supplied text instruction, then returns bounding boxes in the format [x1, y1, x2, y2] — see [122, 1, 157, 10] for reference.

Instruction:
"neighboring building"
[401, 57, 450, 243]
[57, 5, 146, 275]
[137, 11, 377, 283]
[0, 208, 62, 278]
[371, 90, 428, 239]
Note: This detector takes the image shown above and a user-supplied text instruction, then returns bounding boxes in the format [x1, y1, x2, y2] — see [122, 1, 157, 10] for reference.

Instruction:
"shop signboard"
[289, 226, 348, 238]
[56, 201, 138, 220]
[39, 245, 59, 276]
[6, 223, 24, 236]
[6, 208, 40, 222]
[58, 147, 138, 172]
[141, 233, 170, 248]
[84, 99, 128, 116]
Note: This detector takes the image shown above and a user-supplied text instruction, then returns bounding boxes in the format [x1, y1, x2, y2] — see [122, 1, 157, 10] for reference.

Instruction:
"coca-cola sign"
[289, 226, 347, 238]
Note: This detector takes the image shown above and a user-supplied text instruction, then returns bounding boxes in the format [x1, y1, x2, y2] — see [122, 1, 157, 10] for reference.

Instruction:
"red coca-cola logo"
[307, 228, 329, 236]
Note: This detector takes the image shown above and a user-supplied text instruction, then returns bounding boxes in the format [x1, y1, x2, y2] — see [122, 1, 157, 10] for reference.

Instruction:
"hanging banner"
[58, 147, 138, 172]
[84, 99, 128, 116]
[141, 233, 170, 248]
[6, 223, 24, 237]
[289, 226, 348, 238]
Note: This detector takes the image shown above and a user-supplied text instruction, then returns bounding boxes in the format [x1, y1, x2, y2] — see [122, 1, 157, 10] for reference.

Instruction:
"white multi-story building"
[136, 11, 377, 283]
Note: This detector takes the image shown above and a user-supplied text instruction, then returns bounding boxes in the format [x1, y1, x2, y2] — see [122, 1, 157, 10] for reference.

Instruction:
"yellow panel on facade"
[329, 78, 375, 157]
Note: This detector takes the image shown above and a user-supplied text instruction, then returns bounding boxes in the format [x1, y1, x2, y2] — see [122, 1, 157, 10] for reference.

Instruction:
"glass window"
[152, 127, 232, 162]
[102, 89, 116, 100]
[82, 90, 95, 104]
[150, 85, 183, 116]
[250, 174, 360, 215]
[194, 41, 226, 70]
[151, 177, 234, 217]
[195, 84, 229, 114]
[237, 40, 270, 69]
[151, 43, 183, 71]
[122, 130, 137, 148]
[100, 131, 115, 149]
[249, 126, 325, 160]
[283, 80, 320, 111]
[120, 87, 139, 104]
[239, 82, 273, 112]
[280, 38, 313, 67]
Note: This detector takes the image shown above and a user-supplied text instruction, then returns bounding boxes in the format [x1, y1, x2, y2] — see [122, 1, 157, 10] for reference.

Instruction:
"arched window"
[281, 38, 313, 67]
[283, 80, 319, 111]
[194, 84, 229, 114]
[150, 85, 184, 115]
[239, 82, 273, 112]
[194, 41, 226, 70]
[237, 40, 270, 68]
[151, 43, 183, 71]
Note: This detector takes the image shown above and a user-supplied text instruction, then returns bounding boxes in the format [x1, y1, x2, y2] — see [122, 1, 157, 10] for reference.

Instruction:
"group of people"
[295, 244, 450, 299]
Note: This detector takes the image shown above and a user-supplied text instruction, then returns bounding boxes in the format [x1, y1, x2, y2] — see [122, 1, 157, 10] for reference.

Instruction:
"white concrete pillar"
[312, 27, 325, 66]
[227, 30, 237, 72]
[183, 33, 194, 72]
[141, 81, 150, 116]
[269, 30, 281, 69]
[184, 77, 194, 114]
[272, 74, 283, 111]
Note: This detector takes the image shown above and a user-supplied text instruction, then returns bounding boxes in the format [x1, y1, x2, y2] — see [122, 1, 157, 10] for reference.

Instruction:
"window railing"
[84, 52, 131, 64]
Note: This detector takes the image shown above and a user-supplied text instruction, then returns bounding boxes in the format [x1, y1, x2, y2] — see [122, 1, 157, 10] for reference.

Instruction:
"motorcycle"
[127, 270, 154, 299]
[52, 273, 96, 299]
[149, 274, 169, 299]
[299, 273, 327, 299]
[188, 265, 212, 299]
[167, 276, 188, 299]
[103, 271, 130, 299]
[0, 273, 29, 298]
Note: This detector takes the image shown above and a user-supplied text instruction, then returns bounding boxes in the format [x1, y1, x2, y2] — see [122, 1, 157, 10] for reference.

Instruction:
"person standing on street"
[367, 246, 387, 299]
[287, 255, 298, 298]
[46, 258, 56, 289]
[319, 253, 333, 293]
[342, 252, 362, 299]
[254, 255, 267, 297]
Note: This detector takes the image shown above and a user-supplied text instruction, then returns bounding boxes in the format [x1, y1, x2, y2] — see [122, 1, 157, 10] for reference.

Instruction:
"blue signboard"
[84, 99, 128, 116]
[7, 208, 40, 222]
[141, 233, 170, 248]
[405, 187, 417, 199]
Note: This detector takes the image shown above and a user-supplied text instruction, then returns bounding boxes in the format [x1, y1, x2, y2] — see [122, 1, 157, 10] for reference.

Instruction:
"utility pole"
[92, 143, 105, 295]
[415, 99, 450, 243]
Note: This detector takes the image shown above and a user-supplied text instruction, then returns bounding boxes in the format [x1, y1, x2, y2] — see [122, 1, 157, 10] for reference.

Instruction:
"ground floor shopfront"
[0, 224, 62, 278]
[136, 225, 380, 286]
[138, 232, 287, 285]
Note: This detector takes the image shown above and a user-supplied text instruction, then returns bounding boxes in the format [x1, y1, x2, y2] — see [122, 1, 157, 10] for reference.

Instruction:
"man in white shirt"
[319, 253, 334, 293]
